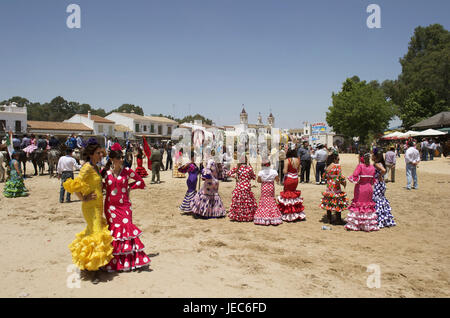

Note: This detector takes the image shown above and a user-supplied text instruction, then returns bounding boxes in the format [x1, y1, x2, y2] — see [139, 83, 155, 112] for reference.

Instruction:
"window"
[143, 125, 147, 132]
[167, 126, 172, 135]
[98, 124, 104, 133]
[0, 120, 5, 131]
[150, 124, 154, 133]
[15, 121, 21, 132]
[135, 123, 140, 133]
[158, 125, 162, 135]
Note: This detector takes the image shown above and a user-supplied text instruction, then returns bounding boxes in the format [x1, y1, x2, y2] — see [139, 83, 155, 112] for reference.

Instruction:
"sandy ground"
[0, 154, 449, 298]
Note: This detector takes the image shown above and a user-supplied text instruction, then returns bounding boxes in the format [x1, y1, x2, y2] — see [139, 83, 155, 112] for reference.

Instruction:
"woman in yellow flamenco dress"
[63, 140, 113, 283]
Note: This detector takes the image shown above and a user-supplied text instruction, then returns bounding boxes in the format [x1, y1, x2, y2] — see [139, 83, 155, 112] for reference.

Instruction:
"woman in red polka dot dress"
[227, 156, 258, 222]
[254, 161, 283, 226]
[101, 149, 151, 272]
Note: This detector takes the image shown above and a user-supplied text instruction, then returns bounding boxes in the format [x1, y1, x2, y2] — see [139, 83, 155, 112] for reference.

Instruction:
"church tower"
[240, 105, 248, 125]
[267, 112, 275, 127]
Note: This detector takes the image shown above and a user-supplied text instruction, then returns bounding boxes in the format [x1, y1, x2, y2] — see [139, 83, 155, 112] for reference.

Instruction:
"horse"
[30, 149, 48, 176]
[47, 148, 61, 178]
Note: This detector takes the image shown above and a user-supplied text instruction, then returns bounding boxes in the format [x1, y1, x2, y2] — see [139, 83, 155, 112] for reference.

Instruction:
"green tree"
[401, 89, 448, 129]
[108, 104, 144, 115]
[385, 24, 450, 126]
[326, 77, 396, 144]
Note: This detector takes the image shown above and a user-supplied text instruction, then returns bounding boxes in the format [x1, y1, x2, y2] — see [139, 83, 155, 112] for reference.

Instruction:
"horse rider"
[49, 135, 60, 149]
[21, 134, 31, 149]
[65, 134, 78, 150]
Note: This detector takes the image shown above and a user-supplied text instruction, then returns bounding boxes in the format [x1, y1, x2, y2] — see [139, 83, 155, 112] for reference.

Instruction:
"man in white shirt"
[312, 143, 328, 185]
[57, 149, 82, 203]
[405, 141, 420, 190]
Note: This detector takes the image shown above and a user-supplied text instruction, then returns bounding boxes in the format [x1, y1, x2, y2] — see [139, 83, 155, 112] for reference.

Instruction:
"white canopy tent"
[415, 129, 447, 136]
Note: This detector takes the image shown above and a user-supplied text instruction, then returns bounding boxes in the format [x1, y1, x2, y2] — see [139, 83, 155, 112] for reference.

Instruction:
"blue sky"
[0, 0, 449, 129]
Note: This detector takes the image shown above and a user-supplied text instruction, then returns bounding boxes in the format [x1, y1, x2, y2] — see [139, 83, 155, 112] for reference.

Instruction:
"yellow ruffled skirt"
[64, 178, 114, 271]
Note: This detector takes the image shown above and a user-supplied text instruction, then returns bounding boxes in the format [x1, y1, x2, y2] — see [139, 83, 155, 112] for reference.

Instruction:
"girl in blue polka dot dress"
[372, 149, 396, 229]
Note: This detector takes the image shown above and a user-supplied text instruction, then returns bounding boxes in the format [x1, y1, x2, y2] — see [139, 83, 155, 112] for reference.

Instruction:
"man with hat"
[312, 143, 328, 185]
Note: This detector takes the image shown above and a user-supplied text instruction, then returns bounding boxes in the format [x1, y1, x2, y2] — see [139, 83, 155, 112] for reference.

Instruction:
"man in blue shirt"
[65, 134, 77, 150]
[12, 135, 21, 151]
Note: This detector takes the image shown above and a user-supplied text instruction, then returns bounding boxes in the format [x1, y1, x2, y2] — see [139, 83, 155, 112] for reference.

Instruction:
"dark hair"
[101, 150, 123, 178]
[83, 144, 102, 162]
[286, 149, 297, 158]
[326, 153, 338, 167]
[65, 149, 73, 155]
[373, 150, 386, 169]
[137, 147, 143, 159]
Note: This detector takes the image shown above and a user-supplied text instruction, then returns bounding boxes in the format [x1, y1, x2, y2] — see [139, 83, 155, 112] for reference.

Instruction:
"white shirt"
[258, 167, 278, 182]
[312, 149, 328, 162]
[405, 147, 420, 165]
[57, 156, 82, 174]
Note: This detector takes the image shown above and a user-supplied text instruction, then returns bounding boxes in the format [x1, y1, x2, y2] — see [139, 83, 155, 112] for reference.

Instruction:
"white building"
[64, 111, 116, 136]
[105, 112, 178, 142]
[0, 102, 27, 134]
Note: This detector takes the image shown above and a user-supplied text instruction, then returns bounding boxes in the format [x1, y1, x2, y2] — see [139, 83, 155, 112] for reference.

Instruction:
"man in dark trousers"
[149, 145, 162, 184]
[165, 142, 173, 170]
[298, 141, 312, 183]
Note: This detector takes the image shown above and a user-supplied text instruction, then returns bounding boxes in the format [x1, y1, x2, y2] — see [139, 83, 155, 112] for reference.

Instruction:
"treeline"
[326, 24, 450, 144]
[0, 96, 213, 125]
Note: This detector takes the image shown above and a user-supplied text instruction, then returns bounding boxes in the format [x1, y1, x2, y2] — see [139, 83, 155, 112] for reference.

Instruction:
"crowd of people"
[1, 131, 447, 285]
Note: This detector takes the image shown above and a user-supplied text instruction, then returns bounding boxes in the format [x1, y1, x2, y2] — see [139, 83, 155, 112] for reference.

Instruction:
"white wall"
[0, 106, 27, 133]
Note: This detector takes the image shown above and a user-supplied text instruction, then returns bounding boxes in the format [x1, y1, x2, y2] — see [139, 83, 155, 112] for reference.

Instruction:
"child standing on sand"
[319, 151, 348, 225]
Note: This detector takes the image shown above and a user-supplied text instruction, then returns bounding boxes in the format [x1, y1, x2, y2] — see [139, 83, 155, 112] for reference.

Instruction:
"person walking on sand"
[384, 146, 396, 183]
[149, 145, 161, 184]
[57, 148, 81, 203]
[405, 141, 420, 190]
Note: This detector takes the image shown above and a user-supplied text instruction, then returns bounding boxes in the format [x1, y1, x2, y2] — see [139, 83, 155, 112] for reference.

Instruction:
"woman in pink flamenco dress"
[101, 149, 151, 272]
[345, 152, 379, 232]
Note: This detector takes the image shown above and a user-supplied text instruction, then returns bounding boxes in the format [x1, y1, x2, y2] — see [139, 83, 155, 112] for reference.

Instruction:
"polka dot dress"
[103, 167, 150, 272]
[227, 165, 258, 222]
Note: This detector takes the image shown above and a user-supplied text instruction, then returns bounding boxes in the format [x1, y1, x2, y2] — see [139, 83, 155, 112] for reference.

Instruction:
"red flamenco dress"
[135, 156, 148, 178]
[103, 167, 151, 271]
[227, 164, 258, 222]
[277, 158, 305, 221]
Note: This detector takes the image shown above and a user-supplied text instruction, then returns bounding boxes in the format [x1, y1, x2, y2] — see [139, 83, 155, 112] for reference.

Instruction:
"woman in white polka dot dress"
[101, 150, 150, 272]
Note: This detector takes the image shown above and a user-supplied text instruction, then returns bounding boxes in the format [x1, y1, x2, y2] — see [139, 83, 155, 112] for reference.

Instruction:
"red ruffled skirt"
[277, 190, 306, 222]
[228, 187, 258, 222]
[104, 201, 151, 271]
